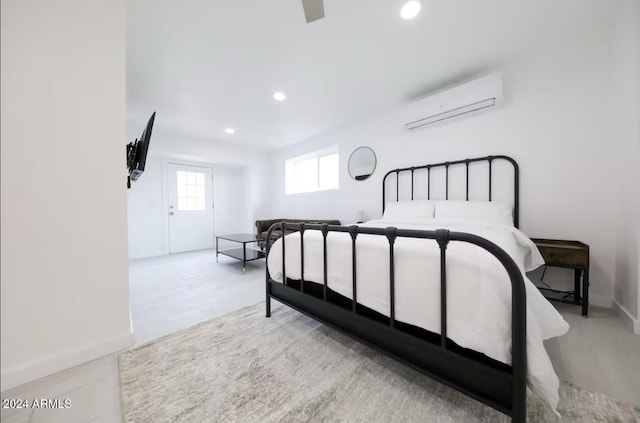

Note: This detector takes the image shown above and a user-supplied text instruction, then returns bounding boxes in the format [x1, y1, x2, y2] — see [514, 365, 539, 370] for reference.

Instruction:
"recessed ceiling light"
[225, 128, 235, 134]
[273, 92, 286, 101]
[400, 1, 421, 20]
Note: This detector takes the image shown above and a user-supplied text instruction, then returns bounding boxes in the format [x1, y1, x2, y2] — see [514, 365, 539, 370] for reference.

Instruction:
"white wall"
[1, 0, 132, 391]
[612, 0, 640, 329]
[127, 154, 253, 259]
[246, 156, 273, 226]
[267, 31, 620, 307]
[212, 165, 253, 238]
[127, 156, 166, 258]
[637, 0, 640, 329]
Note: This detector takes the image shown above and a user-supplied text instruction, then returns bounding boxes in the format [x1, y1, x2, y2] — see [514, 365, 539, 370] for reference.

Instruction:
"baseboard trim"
[1, 332, 134, 392]
[129, 250, 166, 260]
[613, 300, 640, 335]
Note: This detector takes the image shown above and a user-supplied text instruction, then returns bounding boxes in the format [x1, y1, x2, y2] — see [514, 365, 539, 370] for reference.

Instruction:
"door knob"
[169, 212, 174, 216]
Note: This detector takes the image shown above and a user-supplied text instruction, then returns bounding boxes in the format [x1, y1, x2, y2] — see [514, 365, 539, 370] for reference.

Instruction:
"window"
[176, 170, 206, 211]
[285, 147, 339, 195]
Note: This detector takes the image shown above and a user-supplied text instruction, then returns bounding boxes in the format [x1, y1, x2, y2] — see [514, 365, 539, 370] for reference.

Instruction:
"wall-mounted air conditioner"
[405, 73, 503, 130]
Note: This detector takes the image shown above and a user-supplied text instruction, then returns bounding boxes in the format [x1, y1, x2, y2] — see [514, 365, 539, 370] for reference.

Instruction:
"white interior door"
[167, 163, 214, 253]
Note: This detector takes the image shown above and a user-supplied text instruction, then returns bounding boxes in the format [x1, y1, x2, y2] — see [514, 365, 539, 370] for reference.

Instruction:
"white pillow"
[382, 200, 435, 221]
[434, 201, 513, 226]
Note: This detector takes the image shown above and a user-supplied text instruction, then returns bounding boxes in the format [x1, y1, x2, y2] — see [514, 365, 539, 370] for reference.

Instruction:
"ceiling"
[127, 0, 619, 151]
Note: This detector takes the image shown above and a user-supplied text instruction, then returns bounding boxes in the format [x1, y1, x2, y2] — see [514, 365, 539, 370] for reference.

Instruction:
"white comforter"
[267, 218, 569, 410]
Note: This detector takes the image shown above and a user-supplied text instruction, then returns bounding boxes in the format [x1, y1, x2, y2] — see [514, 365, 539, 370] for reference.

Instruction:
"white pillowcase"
[434, 201, 513, 226]
[382, 200, 435, 221]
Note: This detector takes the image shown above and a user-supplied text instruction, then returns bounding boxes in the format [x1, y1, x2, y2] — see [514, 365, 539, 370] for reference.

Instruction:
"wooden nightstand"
[531, 238, 590, 316]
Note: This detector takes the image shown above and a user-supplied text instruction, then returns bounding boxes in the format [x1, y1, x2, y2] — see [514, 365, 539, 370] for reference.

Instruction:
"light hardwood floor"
[545, 303, 640, 406]
[129, 249, 265, 344]
[2, 250, 638, 422]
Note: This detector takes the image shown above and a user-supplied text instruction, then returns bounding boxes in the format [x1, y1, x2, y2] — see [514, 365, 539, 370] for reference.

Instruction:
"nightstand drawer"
[532, 238, 589, 268]
[538, 246, 587, 268]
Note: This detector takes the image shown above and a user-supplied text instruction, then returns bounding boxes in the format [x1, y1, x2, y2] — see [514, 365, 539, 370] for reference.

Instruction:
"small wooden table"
[531, 238, 590, 316]
[216, 233, 265, 274]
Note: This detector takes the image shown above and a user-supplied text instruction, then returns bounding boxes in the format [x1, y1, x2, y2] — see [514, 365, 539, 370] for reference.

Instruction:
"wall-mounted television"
[126, 112, 155, 188]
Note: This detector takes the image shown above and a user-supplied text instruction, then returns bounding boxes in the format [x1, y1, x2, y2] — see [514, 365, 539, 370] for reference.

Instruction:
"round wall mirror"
[348, 146, 377, 181]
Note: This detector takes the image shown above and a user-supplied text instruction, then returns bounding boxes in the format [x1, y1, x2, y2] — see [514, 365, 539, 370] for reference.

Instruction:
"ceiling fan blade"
[301, 0, 324, 23]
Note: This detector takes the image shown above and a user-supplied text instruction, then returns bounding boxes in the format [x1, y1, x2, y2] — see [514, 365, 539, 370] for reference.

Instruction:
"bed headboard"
[382, 155, 520, 228]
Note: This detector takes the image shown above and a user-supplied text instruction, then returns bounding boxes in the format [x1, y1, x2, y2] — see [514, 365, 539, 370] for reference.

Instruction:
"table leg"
[582, 269, 589, 317]
[242, 243, 246, 274]
[574, 269, 582, 304]
[215, 237, 219, 262]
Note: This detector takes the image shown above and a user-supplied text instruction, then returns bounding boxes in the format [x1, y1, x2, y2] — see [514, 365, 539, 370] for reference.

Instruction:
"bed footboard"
[265, 222, 527, 422]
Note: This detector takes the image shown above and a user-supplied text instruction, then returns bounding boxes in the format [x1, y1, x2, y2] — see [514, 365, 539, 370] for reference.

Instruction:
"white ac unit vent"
[405, 73, 503, 131]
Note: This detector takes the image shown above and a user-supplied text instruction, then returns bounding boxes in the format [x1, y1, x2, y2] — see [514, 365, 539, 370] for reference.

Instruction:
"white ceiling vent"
[405, 73, 503, 130]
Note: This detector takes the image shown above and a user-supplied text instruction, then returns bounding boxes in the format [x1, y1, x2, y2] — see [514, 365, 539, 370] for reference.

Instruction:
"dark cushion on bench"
[255, 218, 341, 249]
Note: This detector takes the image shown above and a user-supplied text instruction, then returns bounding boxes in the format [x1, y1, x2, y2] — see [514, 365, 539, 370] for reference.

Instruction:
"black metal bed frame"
[265, 155, 526, 422]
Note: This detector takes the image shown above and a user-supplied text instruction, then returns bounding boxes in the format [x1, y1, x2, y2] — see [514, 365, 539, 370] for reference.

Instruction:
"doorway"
[167, 163, 214, 253]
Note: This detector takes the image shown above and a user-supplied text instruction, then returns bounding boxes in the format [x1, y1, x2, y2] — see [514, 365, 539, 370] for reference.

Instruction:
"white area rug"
[119, 303, 640, 422]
